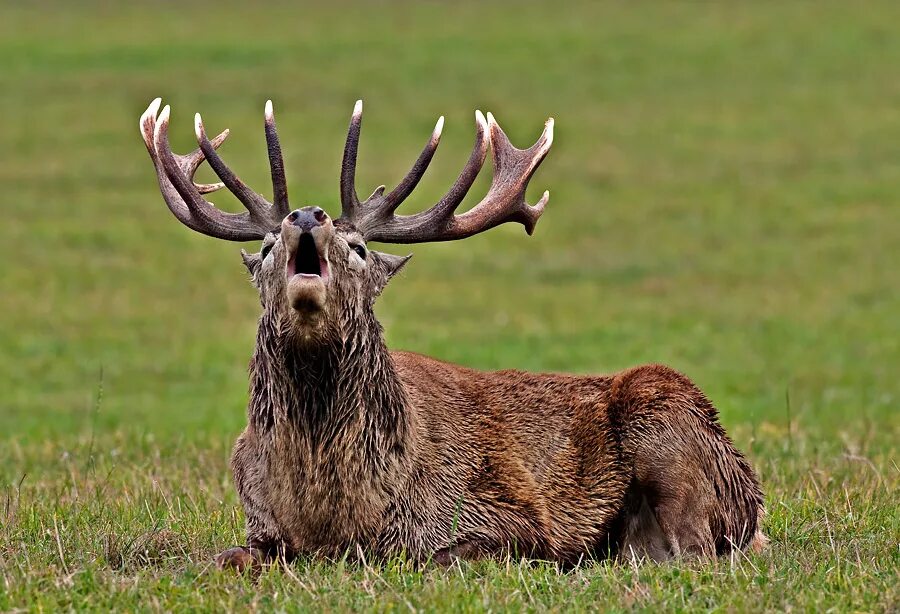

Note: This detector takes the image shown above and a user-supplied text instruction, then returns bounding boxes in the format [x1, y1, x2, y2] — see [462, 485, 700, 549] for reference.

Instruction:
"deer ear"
[241, 249, 261, 276]
[378, 252, 412, 280]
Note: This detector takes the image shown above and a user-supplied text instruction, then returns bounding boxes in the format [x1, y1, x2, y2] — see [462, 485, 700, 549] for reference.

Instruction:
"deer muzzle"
[282, 207, 333, 313]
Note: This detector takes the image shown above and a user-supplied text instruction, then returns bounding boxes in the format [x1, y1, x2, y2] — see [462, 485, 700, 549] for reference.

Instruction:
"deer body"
[138, 98, 765, 568]
[233, 328, 762, 564]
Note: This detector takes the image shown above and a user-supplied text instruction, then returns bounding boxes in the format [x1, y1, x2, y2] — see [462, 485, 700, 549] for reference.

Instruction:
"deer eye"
[350, 243, 367, 260]
[261, 243, 274, 259]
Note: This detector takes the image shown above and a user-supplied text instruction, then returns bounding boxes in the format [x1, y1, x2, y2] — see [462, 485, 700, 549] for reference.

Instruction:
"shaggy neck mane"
[245, 306, 416, 549]
[247, 308, 412, 451]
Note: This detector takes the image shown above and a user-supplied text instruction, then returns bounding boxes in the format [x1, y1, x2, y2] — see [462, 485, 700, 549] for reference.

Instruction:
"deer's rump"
[393, 353, 765, 562]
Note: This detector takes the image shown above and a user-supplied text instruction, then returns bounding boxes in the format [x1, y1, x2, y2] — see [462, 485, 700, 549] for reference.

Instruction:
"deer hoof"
[432, 548, 458, 567]
[215, 546, 259, 573]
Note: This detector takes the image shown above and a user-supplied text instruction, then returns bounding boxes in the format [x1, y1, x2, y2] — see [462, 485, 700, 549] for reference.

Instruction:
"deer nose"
[287, 207, 329, 232]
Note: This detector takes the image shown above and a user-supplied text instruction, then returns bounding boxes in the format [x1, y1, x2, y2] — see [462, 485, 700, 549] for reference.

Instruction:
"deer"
[138, 97, 766, 572]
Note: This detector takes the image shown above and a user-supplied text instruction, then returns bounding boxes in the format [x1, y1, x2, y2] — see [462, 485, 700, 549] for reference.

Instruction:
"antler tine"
[157, 106, 267, 240]
[450, 113, 554, 238]
[340, 100, 364, 217]
[139, 98, 281, 242]
[177, 129, 230, 194]
[337, 108, 488, 239]
[419, 110, 491, 225]
[194, 112, 281, 226]
[339, 100, 454, 232]
[340, 108, 552, 245]
[140, 99, 202, 232]
[264, 100, 291, 217]
[382, 115, 444, 211]
[140, 99, 227, 201]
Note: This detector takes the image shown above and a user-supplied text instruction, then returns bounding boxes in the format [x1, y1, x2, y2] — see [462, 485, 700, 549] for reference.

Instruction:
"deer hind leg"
[651, 488, 716, 559]
[619, 479, 715, 562]
[610, 365, 742, 561]
[619, 487, 670, 562]
[624, 441, 717, 560]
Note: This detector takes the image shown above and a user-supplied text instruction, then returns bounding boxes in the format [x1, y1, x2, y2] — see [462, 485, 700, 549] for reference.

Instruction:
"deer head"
[139, 98, 553, 342]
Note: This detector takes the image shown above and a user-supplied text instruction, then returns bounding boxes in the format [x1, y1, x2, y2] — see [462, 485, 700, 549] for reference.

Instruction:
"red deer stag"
[139, 98, 765, 571]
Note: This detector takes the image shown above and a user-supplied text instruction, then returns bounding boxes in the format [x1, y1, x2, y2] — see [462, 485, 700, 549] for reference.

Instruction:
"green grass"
[1, 0, 897, 610]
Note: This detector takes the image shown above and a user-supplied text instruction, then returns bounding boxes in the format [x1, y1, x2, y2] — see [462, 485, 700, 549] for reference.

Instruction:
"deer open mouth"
[281, 216, 332, 314]
[288, 233, 329, 281]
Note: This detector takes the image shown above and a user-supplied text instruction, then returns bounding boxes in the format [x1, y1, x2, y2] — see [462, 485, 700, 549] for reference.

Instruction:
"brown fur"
[214, 210, 765, 570]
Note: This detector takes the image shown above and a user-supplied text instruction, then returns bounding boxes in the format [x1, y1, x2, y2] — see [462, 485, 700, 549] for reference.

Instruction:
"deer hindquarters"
[609, 364, 765, 560]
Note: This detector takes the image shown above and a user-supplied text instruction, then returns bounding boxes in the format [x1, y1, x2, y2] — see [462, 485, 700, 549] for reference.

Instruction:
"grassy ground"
[1, 0, 898, 610]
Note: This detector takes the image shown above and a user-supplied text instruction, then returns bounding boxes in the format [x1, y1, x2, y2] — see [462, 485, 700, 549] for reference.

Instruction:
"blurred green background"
[3, 0, 896, 445]
[0, 1, 897, 610]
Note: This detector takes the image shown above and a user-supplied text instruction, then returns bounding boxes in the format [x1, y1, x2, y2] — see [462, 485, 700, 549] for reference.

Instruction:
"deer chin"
[286, 273, 327, 314]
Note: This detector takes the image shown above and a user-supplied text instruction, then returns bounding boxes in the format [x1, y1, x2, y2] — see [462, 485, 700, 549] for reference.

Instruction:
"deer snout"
[286, 206, 329, 232]
[281, 206, 333, 286]
[282, 207, 333, 315]
[281, 207, 334, 260]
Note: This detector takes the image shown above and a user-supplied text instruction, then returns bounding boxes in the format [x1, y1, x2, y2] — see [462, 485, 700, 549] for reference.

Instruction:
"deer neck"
[248, 309, 412, 450]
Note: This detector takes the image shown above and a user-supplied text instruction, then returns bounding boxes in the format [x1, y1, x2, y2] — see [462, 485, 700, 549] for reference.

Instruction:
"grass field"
[1, 0, 898, 610]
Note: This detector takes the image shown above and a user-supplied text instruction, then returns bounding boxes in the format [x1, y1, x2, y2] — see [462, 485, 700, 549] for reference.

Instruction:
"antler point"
[140, 98, 162, 136]
[208, 128, 230, 150]
[144, 97, 162, 117]
[154, 106, 171, 143]
[543, 118, 555, 147]
[194, 112, 205, 139]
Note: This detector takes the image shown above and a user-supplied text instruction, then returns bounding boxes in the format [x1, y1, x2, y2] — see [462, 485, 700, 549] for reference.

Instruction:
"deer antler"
[139, 98, 291, 241]
[338, 101, 554, 244]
